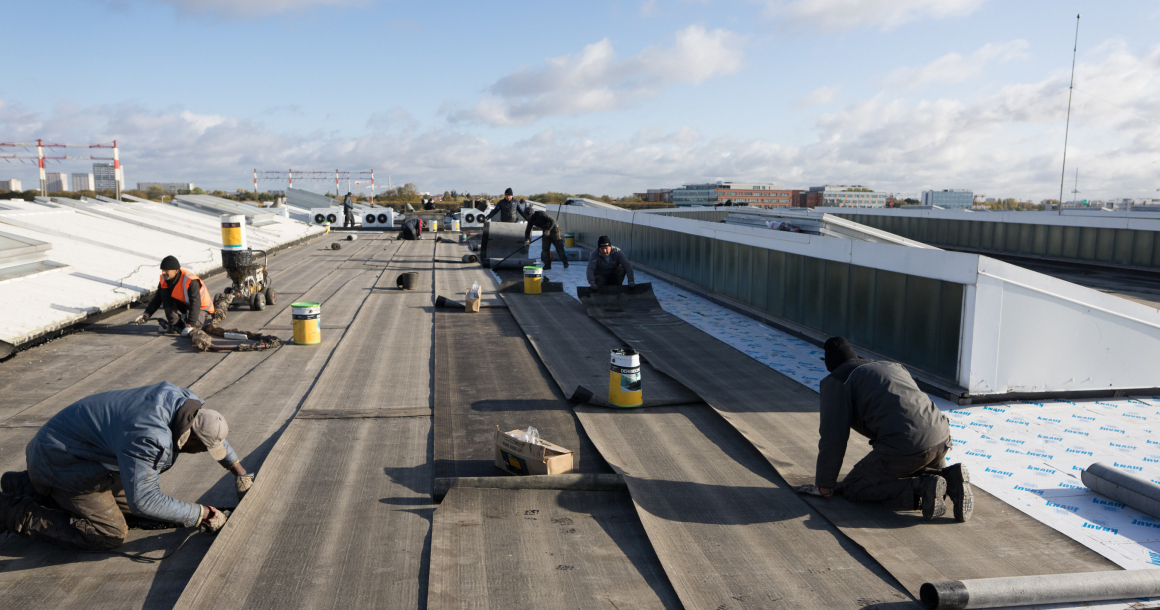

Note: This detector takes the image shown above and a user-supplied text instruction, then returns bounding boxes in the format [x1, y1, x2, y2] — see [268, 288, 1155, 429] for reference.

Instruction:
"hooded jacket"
[25, 382, 239, 527]
[815, 359, 950, 489]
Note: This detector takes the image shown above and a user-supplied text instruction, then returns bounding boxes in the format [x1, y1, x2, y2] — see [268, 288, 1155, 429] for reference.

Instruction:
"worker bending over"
[398, 217, 424, 240]
[485, 188, 520, 223]
[0, 382, 252, 550]
[134, 255, 223, 350]
[587, 235, 635, 289]
[806, 337, 972, 522]
[524, 210, 569, 270]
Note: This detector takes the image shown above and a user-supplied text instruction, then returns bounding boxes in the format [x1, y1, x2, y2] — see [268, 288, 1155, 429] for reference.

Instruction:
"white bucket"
[220, 214, 247, 250]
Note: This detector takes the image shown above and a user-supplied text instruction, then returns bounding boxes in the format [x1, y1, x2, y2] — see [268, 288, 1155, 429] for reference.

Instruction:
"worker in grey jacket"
[587, 235, 635, 289]
[484, 188, 519, 223]
[0, 382, 253, 550]
[809, 337, 972, 522]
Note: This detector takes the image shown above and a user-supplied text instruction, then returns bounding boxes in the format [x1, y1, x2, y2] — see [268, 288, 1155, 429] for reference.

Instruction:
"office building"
[921, 189, 974, 209]
[45, 173, 69, 193]
[137, 182, 195, 193]
[0, 179, 21, 192]
[72, 173, 95, 191]
[633, 189, 674, 203]
[807, 185, 888, 208]
[94, 163, 118, 191]
[671, 181, 795, 206]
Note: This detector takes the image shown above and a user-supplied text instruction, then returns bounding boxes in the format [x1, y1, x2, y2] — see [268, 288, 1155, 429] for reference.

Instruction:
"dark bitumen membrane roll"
[921, 570, 1160, 609]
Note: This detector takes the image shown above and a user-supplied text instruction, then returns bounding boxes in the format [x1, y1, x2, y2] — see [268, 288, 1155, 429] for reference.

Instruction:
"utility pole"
[1058, 14, 1080, 216]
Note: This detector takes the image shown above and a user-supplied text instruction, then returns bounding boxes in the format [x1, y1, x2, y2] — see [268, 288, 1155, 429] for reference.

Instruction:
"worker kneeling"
[805, 337, 972, 522]
[133, 255, 225, 351]
[398, 217, 423, 240]
[587, 235, 635, 289]
[0, 382, 253, 550]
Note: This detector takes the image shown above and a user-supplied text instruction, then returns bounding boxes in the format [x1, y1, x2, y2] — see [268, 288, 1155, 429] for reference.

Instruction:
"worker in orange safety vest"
[133, 256, 221, 337]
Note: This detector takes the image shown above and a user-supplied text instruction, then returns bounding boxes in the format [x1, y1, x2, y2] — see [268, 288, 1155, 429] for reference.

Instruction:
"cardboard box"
[465, 296, 481, 312]
[494, 427, 576, 476]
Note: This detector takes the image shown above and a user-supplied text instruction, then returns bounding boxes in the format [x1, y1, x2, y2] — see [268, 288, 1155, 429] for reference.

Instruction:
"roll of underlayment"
[1082, 462, 1160, 520]
[920, 570, 1160, 609]
[608, 348, 642, 407]
[220, 214, 247, 251]
[291, 302, 321, 345]
[523, 265, 542, 294]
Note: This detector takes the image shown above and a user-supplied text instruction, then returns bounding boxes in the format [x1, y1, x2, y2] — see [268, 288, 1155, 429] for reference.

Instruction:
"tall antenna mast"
[1058, 14, 1080, 216]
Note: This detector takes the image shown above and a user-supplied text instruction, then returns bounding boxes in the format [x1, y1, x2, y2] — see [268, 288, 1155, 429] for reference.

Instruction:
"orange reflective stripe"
[159, 269, 214, 314]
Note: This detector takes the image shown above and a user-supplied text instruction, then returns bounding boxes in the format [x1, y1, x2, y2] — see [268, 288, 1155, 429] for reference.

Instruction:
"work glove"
[133, 314, 149, 325]
[791, 484, 833, 497]
[588, 282, 598, 289]
[198, 505, 228, 534]
[180, 324, 193, 337]
[524, 240, 531, 246]
[235, 473, 255, 500]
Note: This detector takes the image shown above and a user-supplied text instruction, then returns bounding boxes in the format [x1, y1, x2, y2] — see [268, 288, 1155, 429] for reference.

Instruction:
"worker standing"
[586, 235, 635, 289]
[803, 337, 972, 522]
[524, 210, 569, 270]
[484, 188, 519, 223]
[133, 256, 222, 350]
[398, 217, 424, 240]
[342, 192, 355, 228]
[0, 382, 253, 550]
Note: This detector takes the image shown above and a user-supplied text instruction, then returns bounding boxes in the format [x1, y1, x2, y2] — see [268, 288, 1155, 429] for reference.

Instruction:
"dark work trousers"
[343, 208, 355, 228]
[839, 439, 951, 510]
[7, 466, 131, 550]
[163, 297, 225, 329]
[399, 227, 419, 240]
[540, 227, 568, 268]
[593, 266, 626, 287]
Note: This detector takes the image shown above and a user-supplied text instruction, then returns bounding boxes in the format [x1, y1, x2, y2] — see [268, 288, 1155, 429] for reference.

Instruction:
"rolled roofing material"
[920, 570, 1160, 609]
[1082, 462, 1160, 520]
[479, 221, 527, 262]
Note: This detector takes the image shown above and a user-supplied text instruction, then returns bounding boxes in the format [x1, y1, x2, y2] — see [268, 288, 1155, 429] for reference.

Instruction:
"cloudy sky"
[2, 0, 1158, 199]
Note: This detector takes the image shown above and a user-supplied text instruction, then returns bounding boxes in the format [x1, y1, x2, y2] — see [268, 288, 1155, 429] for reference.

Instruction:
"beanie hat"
[823, 337, 858, 372]
[504, 187, 513, 196]
[160, 255, 181, 270]
[597, 235, 612, 247]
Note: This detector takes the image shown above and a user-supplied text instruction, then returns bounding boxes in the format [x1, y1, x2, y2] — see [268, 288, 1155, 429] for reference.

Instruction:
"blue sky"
[2, 0, 1158, 199]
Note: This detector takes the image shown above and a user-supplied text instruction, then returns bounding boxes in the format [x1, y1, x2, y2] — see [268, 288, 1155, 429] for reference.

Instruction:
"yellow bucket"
[608, 348, 642, 407]
[431, 220, 438, 232]
[220, 214, 247, 250]
[452, 219, 460, 231]
[523, 265, 542, 295]
[292, 302, 321, 345]
[564, 232, 575, 248]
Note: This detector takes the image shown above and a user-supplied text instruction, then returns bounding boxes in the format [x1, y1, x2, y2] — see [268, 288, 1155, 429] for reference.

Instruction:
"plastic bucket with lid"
[292, 302, 321, 345]
[564, 232, 575, 248]
[608, 348, 642, 407]
[523, 266, 542, 295]
[220, 214, 247, 250]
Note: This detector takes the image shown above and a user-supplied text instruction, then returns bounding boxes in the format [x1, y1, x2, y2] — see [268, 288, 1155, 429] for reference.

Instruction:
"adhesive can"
[564, 232, 575, 248]
[451, 219, 460, 231]
[431, 220, 438, 232]
[291, 302, 321, 345]
[523, 265, 542, 295]
[608, 348, 642, 407]
[220, 214, 247, 251]
[322, 221, 330, 234]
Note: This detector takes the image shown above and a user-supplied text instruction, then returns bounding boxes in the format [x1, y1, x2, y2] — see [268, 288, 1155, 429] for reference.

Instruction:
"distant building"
[0, 179, 21, 192]
[672, 181, 794, 206]
[45, 173, 69, 192]
[72, 173, 95, 191]
[137, 182, 195, 193]
[808, 185, 888, 208]
[921, 189, 973, 209]
[634, 189, 674, 204]
[267, 189, 286, 195]
[94, 163, 117, 191]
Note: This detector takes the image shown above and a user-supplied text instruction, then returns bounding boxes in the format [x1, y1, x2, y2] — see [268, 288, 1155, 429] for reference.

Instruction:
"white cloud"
[142, 0, 367, 18]
[770, 0, 988, 31]
[450, 25, 746, 126]
[887, 40, 1029, 87]
[796, 85, 839, 107]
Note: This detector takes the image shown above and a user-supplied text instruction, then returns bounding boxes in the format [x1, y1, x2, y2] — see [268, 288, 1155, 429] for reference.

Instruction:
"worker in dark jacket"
[133, 256, 225, 350]
[806, 337, 972, 522]
[484, 188, 519, 223]
[524, 210, 569, 270]
[587, 236, 635, 289]
[342, 192, 355, 228]
[0, 382, 252, 550]
[398, 217, 423, 240]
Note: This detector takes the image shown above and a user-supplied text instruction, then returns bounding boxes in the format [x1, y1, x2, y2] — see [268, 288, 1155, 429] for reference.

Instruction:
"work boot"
[563, 261, 569, 269]
[918, 475, 947, 521]
[1, 472, 59, 510]
[942, 463, 974, 523]
[542, 263, 552, 270]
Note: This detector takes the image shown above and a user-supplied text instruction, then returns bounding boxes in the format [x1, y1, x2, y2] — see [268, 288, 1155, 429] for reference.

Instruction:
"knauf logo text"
[1028, 465, 1055, 475]
[1100, 426, 1125, 434]
[969, 422, 993, 429]
[1149, 439, 1160, 445]
[1014, 485, 1044, 495]
[1047, 501, 1078, 512]
[1064, 429, 1089, 436]
[1082, 522, 1118, 534]
[999, 437, 1025, 445]
[984, 467, 1013, 477]
[1124, 413, 1147, 421]
[965, 450, 992, 459]
[1109, 442, 1137, 451]
[1026, 450, 1053, 459]
[1145, 457, 1160, 463]
[1071, 414, 1095, 422]
[1038, 416, 1062, 424]
[949, 422, 967, 430]
[1006, 419, 1030, 426]
[1038, 434, 1063, 442]
[1058, 482, 1085, 490]
[1065, 448, 1093, 456]
[1005, 448, 1024, 456]
[1115, 462, 1143, 472]
[1093, 498, 1126, 509]
[1133, 519, 1160, 529]
[984, 406, 1006, 414]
